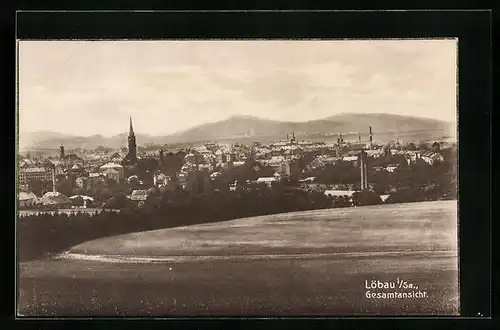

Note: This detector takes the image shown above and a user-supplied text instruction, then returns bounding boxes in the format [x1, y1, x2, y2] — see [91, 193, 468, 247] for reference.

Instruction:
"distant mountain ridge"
[19, 113, 455, 150]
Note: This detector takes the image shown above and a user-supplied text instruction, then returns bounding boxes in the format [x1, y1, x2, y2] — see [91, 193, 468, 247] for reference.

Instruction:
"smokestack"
[52, 165, 56, 192]
[369, 126, 373, 149]
[359, 151, 364, 190]
[358, 133, 361, 143]
[195, 153, 200, 171]
[364, 154, 368, 190]
[359, 150, 368, 191]
[60, 142, 65, 160]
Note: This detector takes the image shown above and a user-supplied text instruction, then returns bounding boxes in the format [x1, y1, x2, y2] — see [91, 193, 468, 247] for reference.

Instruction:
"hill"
[19, 113, 455, 150]
[324, 113, 454, 134]
[19, 132, 167, 151]
[165, 113, 454, 143]
[19, 131, 74, 150]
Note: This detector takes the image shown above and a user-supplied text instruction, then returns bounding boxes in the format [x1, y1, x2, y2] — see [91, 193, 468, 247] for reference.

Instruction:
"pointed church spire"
[129, 117, 135, 136]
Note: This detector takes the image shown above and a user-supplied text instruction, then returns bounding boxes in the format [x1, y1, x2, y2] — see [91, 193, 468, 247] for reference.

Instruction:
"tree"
[71, 196, 85, 207]
[56, 177, 74, 197]
[418, 142, 429, 151]
[408, 143, 417, 151]
[28, 179, 46, 196]
[256, 165, 276, 178]
[432, 142, 441, 153]
[352, 191, 382, 206]
[103, 193, 133, 210]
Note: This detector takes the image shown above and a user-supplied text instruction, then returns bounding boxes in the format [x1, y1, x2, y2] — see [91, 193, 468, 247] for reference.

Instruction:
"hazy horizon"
[19, 112, 454, 138]
[18, 39, 457, 137]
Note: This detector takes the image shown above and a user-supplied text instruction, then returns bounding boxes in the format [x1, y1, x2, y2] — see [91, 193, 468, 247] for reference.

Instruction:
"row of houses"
[18, 191, 94, 208]
[389, 150, 444, 165]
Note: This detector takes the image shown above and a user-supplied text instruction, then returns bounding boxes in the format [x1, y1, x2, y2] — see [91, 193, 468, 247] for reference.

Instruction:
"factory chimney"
[359, 150, 368, 191]
[52, 164, 56, 192]
[195, 153, 200, 171]
[369, 126, 373, 150]
[59, 142, 65, 160]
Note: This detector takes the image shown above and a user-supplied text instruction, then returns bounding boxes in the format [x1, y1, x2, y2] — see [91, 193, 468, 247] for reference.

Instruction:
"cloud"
[18, 40, 457, 136]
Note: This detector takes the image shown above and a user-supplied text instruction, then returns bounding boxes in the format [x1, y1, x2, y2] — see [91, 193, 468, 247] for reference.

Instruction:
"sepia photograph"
[17, 39, 458, 316]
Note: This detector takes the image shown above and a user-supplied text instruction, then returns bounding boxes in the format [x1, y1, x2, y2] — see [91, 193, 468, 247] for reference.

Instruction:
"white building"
[18, 191, 38, 208]
[100, 162, 124, 180]
[386, 164, 400, 173]
[420, 152, 444, 165]
[256, 177, 279, 187]
[128, 190, 149, 203]
[153, 173, 170, 187]
[324, 190, 356, 198]
[39, 191, 71, 206]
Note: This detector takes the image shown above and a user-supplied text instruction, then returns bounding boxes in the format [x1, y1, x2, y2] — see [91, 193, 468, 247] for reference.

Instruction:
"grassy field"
[68, 200, 457, 258]
[18, 200, 459, 316]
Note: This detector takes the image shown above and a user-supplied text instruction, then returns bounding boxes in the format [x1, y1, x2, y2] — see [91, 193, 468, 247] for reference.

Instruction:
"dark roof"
[65, 154, 81, 161]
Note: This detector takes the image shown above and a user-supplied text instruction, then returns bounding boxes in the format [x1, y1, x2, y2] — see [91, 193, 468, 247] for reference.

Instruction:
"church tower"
[59, 142, 65, 160]
[122, 117, 138, 165]
[128, 117, 137, 158]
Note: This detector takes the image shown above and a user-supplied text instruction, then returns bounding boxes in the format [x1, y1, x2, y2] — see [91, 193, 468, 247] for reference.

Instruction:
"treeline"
[19, 186, 381, 261]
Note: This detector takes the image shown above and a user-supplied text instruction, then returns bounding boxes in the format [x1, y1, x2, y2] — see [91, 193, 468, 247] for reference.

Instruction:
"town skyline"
[19, 39, 457, 136]
[19, 112, 454, 137]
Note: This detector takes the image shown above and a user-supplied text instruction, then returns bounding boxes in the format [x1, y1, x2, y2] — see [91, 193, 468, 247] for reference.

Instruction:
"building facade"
[19, 167, 53, 186]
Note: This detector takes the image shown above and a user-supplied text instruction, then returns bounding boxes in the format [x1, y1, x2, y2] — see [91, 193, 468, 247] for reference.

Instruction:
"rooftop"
[257, 177, 278, 182]
[19, 191, 38, 201]
[22, 167, 48, 173]
[324, 190, 356, 197]
[100, 162, 123, 169]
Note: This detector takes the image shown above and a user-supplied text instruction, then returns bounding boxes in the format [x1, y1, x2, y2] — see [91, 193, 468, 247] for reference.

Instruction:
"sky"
[18, 39, 457, 137]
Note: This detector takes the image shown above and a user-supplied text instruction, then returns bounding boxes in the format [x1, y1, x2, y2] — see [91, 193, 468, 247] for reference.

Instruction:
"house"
[210, 171, 222, 180]
[365, 149, 383, 159]
[127, 175, 140, 184]
[69, 195, 95, 208]
[109, 152, 123, 163]
[128, 190, 149, 202]
[75, 176, 88, 189]
[342, 156, 359, 163]
[403, 151, 421, 163]
[39, 191, 71, 207]
[233, 161, 245, 167]
[324, 190, 356, 198]
[102, 168, 120, 183]
[100, 162, 124, 180]
[63, 153, 82, 167]
[69, 164, 84, 175]
[89, 172, 108, 189]
[420, 151, 444, 165]
[385, 164, 400, 173]
[19, 167, 53, 186]
[184, 153, 196, 164]
[153, 173, 170, 187]
[18, 191, 38, 208]
[177, 171, 188, 184]
[256, 177, 278, 187]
